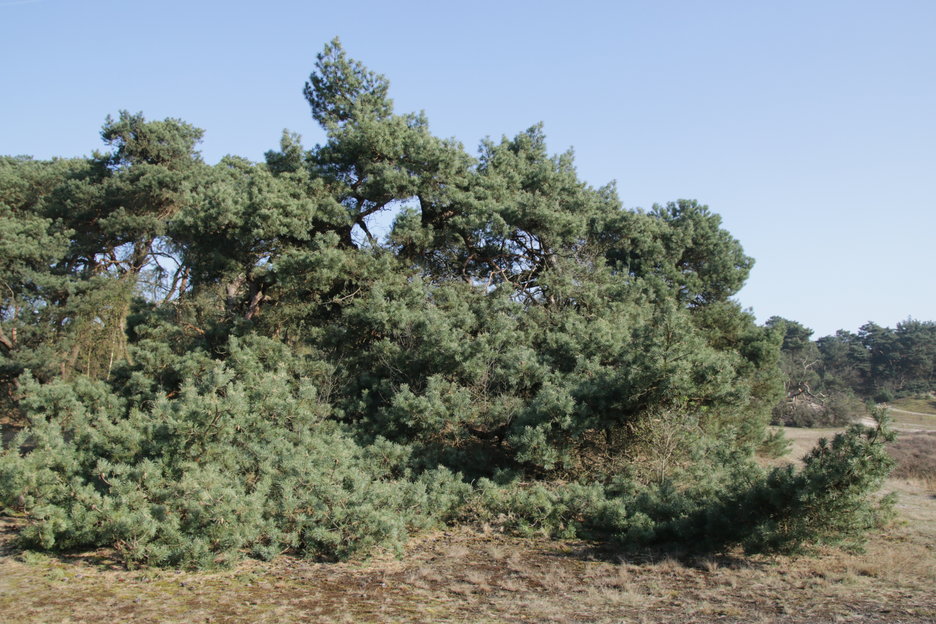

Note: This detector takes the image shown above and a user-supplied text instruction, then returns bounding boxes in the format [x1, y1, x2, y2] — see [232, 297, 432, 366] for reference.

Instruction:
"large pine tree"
[0, 40, 895, 568]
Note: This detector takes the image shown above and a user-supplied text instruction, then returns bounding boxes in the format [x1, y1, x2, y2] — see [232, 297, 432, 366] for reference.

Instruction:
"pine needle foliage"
[0, 39, 894, 568]
[0, 337, 468, 568]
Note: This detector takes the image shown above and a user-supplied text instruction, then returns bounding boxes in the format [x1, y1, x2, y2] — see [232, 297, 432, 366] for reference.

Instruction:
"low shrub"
[0, 338, 471, 568]
[771, 392, 865, 428]
[0, 337, 898, 567]
[455, 413, 895, 556]
[657, 415, 896, 554]
[887, 431, 936, 481]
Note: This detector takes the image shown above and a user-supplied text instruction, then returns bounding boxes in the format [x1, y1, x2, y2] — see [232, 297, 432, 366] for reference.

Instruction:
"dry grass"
[1, 482, 934, 624]
[1, 423, 934, 623]
[884, 396, 936, 432]
[890, 396, 936, 416]
[758, 425, 842, 470]
[888, 431, 936, 483]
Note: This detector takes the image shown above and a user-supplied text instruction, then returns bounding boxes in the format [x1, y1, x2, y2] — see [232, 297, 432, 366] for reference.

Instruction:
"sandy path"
[885, 406, 936, 418]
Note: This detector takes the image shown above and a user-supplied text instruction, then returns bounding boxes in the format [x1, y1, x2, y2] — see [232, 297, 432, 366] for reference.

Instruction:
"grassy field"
[889, 396, 936, 417]
[884, 396, 936, 431]
[1, 423, 935, 623]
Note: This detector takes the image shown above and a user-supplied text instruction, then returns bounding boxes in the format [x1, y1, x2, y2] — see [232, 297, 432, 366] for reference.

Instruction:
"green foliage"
[772, 392, 866, 428]
[770, 316, 934, 426]
[443, 412, 895, 555]
[0, 39, 897, 568]
[858, 319, 936, 398]
[673, 410, 897, 554]
[304, 38, 393, 128]
[0, 336, 469, 567]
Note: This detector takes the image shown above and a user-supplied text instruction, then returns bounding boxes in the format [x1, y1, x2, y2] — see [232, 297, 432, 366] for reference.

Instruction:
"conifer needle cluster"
[0, 40, 894, 568]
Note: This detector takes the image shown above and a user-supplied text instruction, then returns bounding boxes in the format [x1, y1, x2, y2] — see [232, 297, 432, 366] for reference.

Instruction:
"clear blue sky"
[2, 0, 933, 337]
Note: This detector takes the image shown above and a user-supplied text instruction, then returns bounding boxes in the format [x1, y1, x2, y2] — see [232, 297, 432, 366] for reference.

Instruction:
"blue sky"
[2, 0, 933, 337]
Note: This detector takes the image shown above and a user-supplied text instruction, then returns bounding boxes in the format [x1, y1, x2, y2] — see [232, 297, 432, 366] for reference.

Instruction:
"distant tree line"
[769, 317, 935, 426]
[0, 40, 895, 567]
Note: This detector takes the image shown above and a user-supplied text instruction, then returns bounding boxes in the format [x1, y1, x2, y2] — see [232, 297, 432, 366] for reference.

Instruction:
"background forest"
[0, 41, 918, 568]
[770, 317, 935, 427]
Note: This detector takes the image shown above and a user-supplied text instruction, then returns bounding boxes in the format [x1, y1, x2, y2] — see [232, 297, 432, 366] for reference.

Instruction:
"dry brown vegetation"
[889, 431, 936, 483]
[1, 422, 935, 623]
[885, 405, 936, 490]
[1, 500, 933, 624]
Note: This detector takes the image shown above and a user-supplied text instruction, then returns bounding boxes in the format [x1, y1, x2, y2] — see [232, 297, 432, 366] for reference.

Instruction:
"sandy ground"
[0, 421, 934, 623]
